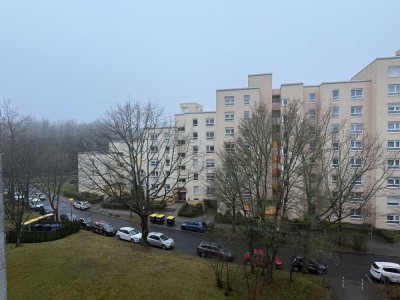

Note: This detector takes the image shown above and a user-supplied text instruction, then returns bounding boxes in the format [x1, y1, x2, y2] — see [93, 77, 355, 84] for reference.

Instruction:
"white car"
[370, 262, 400, 283]
[29, 198, 44, 210]
[73, 201, 91, 210]
[116, 227, 142, 244]
[147, 232, 174, 250]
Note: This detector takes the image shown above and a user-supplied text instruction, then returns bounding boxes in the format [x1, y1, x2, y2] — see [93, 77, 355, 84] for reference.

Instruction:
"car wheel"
[201, 252, 207, 258]
[103, 231, 107, 236]
[293, 266, 300, 272]
[317, 268, 324, 275]
[116, 235, 120, 240]
[161, 245, 166, 250]
[130, 239, 135, 244]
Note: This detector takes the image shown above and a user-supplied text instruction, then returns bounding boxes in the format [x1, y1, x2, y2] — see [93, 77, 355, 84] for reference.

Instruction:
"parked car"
[181, 221, 207, 232]
[116, 227, 142, 244]
[370, 261, 400, 283]
[29, 198, 43, 211]
[291, 257, 327, 275]
[73, 201, 91, 210]
[79, 217, 94, 230]
[146, 232, 174, 249]
[242, 249, 283, 269]
[38, 193, 46, 200]
[92, 221, 117, 236]
[39, 205, 55, 215]
[196, 241, 234, 261]
[60, 213, 78, 222]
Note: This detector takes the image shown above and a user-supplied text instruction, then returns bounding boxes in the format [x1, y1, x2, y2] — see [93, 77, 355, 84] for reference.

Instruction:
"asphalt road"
[54, 196, 398, 300]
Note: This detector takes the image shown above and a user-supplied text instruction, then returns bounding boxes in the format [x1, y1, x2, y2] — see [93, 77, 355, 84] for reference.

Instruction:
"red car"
[242, 249, 283, 269]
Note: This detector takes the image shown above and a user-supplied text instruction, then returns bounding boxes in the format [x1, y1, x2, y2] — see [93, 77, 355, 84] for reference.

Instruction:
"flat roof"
[216, 87, 260, 92]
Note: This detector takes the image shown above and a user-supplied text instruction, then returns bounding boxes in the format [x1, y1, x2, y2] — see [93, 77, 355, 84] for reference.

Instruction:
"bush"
[178, 202, 203, 217]
[214, 211, 246, 225]
[375, 229, 400, 244]
[352, 232, 367, 251]
[63, 191, 103, 203]
[101, 200, 166, 211]
[6, 221, 80, 243]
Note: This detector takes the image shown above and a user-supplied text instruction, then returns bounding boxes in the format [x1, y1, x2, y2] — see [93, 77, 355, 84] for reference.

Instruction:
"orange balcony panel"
[273, 155, 280, 162]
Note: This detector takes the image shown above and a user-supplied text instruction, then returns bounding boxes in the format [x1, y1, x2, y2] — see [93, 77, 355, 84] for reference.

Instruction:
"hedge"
[63, 191, 103, 203]
[101, 200, 166, 211]
[178, 202, 203, 217]
[214, 211, 246, 225]
[375, 229, 400, 244]
[7, 221, 80, 243]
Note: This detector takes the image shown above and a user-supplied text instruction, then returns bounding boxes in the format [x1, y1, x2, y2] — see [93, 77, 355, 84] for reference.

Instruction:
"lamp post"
[69, 198, 74, 220]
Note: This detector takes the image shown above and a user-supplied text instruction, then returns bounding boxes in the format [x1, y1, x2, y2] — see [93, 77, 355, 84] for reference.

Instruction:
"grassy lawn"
[6, 231, 334, 300]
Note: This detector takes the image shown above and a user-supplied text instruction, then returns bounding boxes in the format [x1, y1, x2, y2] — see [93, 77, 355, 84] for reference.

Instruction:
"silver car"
[147, 232, 174, 250]
[370, 262, 400, 283]
[116, 227, 142, 243]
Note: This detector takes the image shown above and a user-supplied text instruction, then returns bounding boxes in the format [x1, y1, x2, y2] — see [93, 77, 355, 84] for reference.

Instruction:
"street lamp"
[69, 198, 74, 220]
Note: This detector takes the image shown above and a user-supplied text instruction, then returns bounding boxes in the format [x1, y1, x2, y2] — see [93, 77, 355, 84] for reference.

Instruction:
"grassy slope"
[6, 231, 333, 300]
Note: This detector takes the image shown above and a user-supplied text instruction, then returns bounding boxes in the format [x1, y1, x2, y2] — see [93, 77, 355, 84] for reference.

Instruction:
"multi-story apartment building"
[78, 50, 400, 229]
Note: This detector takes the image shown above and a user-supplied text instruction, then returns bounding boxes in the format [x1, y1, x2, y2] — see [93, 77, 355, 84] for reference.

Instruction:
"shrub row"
[375, 229, 400, 244]
[178, 202, 203, 217]
[63, 191, 103, 203]
[6, 222, 80, 243]
[101, 200, 167, 211]
[214, 212, 246, 225]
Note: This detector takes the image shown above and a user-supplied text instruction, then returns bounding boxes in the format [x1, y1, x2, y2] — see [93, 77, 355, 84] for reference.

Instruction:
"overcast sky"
[1, 1, 399, 123]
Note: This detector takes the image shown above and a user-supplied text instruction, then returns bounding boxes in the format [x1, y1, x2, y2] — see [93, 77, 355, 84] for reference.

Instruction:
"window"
[388, 121, 400, 132]
[351, 192, 363, 202]
[193, 145, 198, 154]
[387, 196, 400, 206]
[387, 177, 400, 188]
[332, 107, 339, 117]
[225, 143, 234, 151]
[206, 145, 214, 153]
[193, 173, 199, 181]
[388, 103, 400, 114]
[332, 142, 339, 150]
[150, 146, 158, 153]
[165, 184, 171, 191]
[388, 84, 400, 96]
[350, 209, 362, 219]
[351, 157, 362, 168]
[150, 134, 158, 140]
[165, 171, 170, 177]
[178, 178, 186, 183]
[225, 112, 234, 121]
[192, 132, 198, 140]
[351, 140, 362, 150]
[206, 118, 214, 126]
[332, 158, 339, 168]
[193, 186, 199, 195]
[387, 215, 400, 225]
[351, 123, 363, 134]
[309, 93, 317, 103]
[272, 110, 281, 118]
[388, 140, 400, 151]
[388, 66, 400, 77]
[206, 173, 215, 181]
[178, 153, 186, 158]
[178, 140, 186, 145]
[206, 131, 214, 140]
[206, 159, 215, 167]
[150, 171, 159, 178]
[179, 165, 186, 170]
[164, 133, 170, 140]
[165, 159, 170, 167]
[225, 127, 234, 136]
[331, 175, 338, 184]
[353, 176, 362, 185]
[192, 118, 198, 126]
[281, 98, 288, 106]
[165, 146, 170, 153]
[351, 89, 363, 99]
[388, 159, 400, 169]
[224, 96, 234, 106]
[177, 127, 185, 132]
[150, 160, 158, 167]
[244, 95, 250, 105]
[244, 111, 250, 119]
[332, 123, 339, 133]
[206, 187, 214, 195]
[192, 159, 198, 168]
[351, 106, 363, 116]
[332, 90, 339, 100]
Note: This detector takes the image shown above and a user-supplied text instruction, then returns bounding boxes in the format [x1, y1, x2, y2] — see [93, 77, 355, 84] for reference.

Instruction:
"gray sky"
[1, 1, 399, 123]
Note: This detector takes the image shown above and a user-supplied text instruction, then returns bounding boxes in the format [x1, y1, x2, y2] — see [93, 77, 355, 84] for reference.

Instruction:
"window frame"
[388, 121, 400, 133]
[351, 88, 363, 100]
[388, 140, 400, 151]
[351, 106, 363, 116]
[388, 103, 400, 114]
[244, 95, 250, 105]
[309, 93, 317, 103]
[224, 96, 234, 106]
[224, 112, 234, 121]
[388, 84, 400, 96]
[225, 127, 234, 136]
[332, 89, 339, 100]
[351, 123, 363, 134]
[206, 118, 214, 126]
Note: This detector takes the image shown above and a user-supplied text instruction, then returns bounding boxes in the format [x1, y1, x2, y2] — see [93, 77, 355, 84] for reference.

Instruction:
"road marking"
[365, 274, 372, 283]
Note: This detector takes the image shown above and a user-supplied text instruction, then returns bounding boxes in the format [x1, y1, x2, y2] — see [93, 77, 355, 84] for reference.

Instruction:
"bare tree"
[79, 99, 194, 244]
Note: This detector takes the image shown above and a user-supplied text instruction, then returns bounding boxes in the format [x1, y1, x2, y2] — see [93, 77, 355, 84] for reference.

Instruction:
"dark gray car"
[196, 241, 234, 261]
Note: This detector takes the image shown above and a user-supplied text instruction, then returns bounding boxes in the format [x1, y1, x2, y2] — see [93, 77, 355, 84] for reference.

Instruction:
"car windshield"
[160, 234, 169, 241]
[82, 218, 92, 223]
[102, 223, 112, 229]
[82, 201, 89, 205]
[129, 229, 139, 235]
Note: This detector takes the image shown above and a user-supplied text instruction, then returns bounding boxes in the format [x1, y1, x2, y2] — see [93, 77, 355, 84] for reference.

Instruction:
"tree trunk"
[139, 214, 149, 248]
